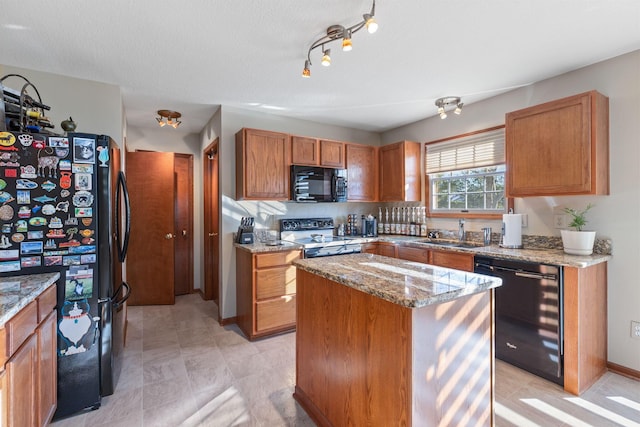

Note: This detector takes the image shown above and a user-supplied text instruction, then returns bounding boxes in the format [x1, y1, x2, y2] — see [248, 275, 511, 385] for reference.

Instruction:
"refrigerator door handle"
[112, 282, 131, 309]
[116, 171, 131, 262]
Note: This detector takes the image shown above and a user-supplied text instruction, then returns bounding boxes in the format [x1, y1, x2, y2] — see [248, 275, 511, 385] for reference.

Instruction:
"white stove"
[279, 218, 363, 258]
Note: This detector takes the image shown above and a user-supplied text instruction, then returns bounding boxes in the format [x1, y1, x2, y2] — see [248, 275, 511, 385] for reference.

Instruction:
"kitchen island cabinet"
[293, 254, 501, 426]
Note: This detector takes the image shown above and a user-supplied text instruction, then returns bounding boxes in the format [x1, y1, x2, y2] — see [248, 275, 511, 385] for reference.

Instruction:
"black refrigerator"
[0, 131, 131, 419]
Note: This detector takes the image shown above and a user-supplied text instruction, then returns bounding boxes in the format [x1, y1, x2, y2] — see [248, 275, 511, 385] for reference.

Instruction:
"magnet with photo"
[21, 256, 41, 268]
[49, 137, 69, 148]
[72, 164, 93, 174]
[65, 266, 94, 300]
[44, 256, 63, 266]
[63, 255, 81, 266]
[16, 190, 30, 204]
[58, 299, 96, 356]
[0, 249, 19, 261]
[27, 230, 44, 239]
[74, 173, 92, 191]
[73, 138, 96, 164]
[80, 254, 96, 264]
[75, 208, 93, 217]
[0, 260, 20, 272]
[20, 241, 43, 255]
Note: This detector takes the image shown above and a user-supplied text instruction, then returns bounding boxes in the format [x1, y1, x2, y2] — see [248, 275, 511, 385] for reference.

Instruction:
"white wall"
[381, 50, 640, 371]
[126, 126, 203, 292]
[1, 65, 123, 141]
[200, 106, 382, 320]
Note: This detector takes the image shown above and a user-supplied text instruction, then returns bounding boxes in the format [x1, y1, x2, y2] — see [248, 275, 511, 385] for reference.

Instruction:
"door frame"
[174, 153, 194, 296]
[203, 139, 220, 315]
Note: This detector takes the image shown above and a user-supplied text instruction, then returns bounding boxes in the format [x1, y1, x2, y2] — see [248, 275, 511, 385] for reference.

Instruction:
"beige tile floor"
[51, 293, 640, 427]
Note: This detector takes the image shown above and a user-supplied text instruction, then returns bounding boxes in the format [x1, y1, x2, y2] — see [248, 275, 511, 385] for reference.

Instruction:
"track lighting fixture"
[156, 110, 182, 128]
[301, 0, 378, 78]
[435, 97, 463, 119]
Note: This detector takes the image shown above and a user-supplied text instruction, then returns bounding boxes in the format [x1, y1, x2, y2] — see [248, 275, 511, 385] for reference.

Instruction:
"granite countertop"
[0, 272, 59, 328]
[235, 234, 610, 268]
[294, 253, 502, 308]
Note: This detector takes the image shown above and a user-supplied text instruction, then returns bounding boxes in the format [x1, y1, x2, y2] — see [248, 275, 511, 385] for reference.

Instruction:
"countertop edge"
[0, 272, 60, 328]
[294, 254, 502, 309]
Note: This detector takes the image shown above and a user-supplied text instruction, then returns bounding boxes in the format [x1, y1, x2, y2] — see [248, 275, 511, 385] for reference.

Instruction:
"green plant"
[564, 204, 594, 231]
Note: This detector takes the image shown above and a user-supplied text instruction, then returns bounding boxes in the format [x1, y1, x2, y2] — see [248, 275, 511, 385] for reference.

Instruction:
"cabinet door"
[291, 136, 319, 166]
[0, 369, 6, 427]
[236, 129, 290, 200]
[397, 246, 429, 263]
[7, 334, 37, 427]
[256, 265, 297, 300]
[320, 140, 345, 168]
[429, 250, 474, 272]
[377, 242, 397, 258]
[36, 311, 56, 427]
[346, 144, 378, 201]
[361, 243, 378, 254]
[379, 141, 421, 202]
[506, 91, 609, 196]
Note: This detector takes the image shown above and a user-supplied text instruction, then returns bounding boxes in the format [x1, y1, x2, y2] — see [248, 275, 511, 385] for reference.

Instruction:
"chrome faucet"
[458, 219, 465, 242]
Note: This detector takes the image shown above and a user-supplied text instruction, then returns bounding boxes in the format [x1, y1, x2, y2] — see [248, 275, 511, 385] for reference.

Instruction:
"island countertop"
[294, 253, 501, 308]
[0, 272, 60, 328]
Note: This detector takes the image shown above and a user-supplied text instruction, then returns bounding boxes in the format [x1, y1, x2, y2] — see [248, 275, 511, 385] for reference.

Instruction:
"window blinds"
[426, 128, 505, 174]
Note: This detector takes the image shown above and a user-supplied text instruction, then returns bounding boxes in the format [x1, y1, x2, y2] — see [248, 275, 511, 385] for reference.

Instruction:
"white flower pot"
[560, 229, 596, 255]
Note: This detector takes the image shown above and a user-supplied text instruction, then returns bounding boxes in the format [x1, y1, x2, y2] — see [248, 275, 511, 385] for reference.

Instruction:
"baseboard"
[219, 316, 237, 326]
[607, 361, 640, 381]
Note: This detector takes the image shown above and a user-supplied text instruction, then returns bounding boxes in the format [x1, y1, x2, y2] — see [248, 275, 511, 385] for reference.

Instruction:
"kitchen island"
[293, 253, 502, 427]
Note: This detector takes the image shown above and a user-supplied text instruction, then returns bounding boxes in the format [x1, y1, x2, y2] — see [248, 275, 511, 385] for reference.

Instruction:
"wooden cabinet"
[429, 249, 474, 272]
[506, 91, 609, 197]
[376, 242, 398, 258]
[346, 144, 378, 201]
[236, 249, 301, 340]
[397, 246, 429, 263]
[291, 136, 346, 168]
[291, 136, 319, 166]
[379, 141, 422, 201]
[361, 243, 379, 254]
[236, 128, 290, 200]
[1, 285, 56, 427]
[319, 140, 345, 168]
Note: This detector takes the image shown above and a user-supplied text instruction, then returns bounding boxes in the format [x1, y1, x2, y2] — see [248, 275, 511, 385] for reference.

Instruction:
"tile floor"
[51, 293, 640, 427]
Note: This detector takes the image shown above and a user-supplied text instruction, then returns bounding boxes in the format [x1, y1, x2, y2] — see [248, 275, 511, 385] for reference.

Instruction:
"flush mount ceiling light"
[156, 109, 182, 128]
[301, 0, 378, 78]
[435, 97, 464, 119]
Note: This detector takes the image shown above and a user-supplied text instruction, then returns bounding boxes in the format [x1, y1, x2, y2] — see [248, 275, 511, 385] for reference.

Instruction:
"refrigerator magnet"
[20, 165, 37, 178]
[80, 254, 96, 264]
[74, 208, 92, 217]
[20, 241, 43, 255]
[4, 169, 17, 178]
[18, 134, 33, 147]
[0, 260, 20, 272]
[20, 256, 41, 268]
[58, 299, 95, 356]
[60, 172, 72, 189]
[44, 255, 63, 266]
[48, 137, 69, 148]
[16, 190, 30, 204]
[96, 145, 109, 167]
[0, 249, 19, 260]
[73, 138, 96, 164]
[59, 160, 72, 171]
[72, 164, 93, 174]
[63, 255, 81, 266]
[75, 174, 92, 191]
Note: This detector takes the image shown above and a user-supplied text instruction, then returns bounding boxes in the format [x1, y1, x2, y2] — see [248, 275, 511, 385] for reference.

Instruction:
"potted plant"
[560, 204, 596, 255]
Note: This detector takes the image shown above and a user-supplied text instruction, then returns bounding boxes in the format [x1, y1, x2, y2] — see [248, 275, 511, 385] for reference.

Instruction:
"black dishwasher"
[475, 256, 564, 385]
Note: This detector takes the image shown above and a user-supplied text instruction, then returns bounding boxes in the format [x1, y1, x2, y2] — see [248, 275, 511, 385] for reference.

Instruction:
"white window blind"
[426, 128, 505, 174]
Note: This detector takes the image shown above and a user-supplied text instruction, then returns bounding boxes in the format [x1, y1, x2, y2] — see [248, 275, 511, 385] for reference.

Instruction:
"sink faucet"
[458, 219, 465, 242]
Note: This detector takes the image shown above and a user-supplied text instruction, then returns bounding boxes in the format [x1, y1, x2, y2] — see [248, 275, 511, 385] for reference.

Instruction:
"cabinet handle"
[165, 233, 174, 239]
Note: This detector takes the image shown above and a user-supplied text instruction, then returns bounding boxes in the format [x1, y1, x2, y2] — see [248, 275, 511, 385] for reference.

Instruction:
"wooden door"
[174, 154, 194, 296]
[203, 140, 219, 303]
[291, 136, 319, 165]
[7, 334, 37, 427]
[36, 311, 56, 426]
[126, 151, 175, 305]
[319, 140, 345, 168]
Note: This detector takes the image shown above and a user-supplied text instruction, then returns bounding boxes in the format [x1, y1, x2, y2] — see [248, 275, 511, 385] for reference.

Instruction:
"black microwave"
[291, 165, 347, 202]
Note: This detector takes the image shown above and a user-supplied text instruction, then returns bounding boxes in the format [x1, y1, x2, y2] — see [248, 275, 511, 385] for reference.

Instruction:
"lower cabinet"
[429, 249, 474, 272]
[396, 246, 429, 263]
[372, 243, 475, 272]
[236, 249, 301, 340]
[1, 284, 56, 427]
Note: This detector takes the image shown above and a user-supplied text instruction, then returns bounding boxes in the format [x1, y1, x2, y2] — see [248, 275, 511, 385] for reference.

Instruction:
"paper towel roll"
[502, 214, 523, 248]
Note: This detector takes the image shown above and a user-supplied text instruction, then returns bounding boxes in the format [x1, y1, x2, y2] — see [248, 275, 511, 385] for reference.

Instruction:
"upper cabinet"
[236, 128, 290, 200]
[319, 140, 345, 168]
[291, 136, 345, 168]
[346, 143, 378, 201]
[379, 141, 421, 202]
[291, 136, 319, 166]
[506, 91, 609, 197]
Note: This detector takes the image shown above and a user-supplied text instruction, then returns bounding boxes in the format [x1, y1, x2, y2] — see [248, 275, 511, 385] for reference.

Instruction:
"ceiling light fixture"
[156, 109, 182, 129]
[435, 97, 463, 119]
[301, 0, 378, 78]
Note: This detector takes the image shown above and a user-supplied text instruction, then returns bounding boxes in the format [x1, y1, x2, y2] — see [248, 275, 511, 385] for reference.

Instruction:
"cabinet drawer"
[256, 295, 296, 332]
[430, 250, 474, 272]
[6, 301, 37, 358]
[255, 251, 300, 269]
[256, 265, 297, 300]
[37, 285, 57, 323]
[397, 246, 429, 263]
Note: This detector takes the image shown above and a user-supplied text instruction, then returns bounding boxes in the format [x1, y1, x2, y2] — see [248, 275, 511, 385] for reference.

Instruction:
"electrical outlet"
[553, 213, 566, 229]
[632, 321, 640, 339]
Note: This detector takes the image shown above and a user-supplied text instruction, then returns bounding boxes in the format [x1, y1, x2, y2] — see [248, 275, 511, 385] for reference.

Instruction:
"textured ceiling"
[1, 0, 639, 134]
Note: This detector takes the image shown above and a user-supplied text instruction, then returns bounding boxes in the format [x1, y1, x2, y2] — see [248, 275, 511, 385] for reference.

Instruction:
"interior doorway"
[203, 139, 220, 312]
[174, 153, 194, 296]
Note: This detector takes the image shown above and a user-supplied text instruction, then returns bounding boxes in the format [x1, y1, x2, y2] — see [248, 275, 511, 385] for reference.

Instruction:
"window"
[426, 126, 510, 218]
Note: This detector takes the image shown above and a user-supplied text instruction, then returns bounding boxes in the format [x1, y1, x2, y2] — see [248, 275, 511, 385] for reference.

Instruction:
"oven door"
[304, 244, 361, 258]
